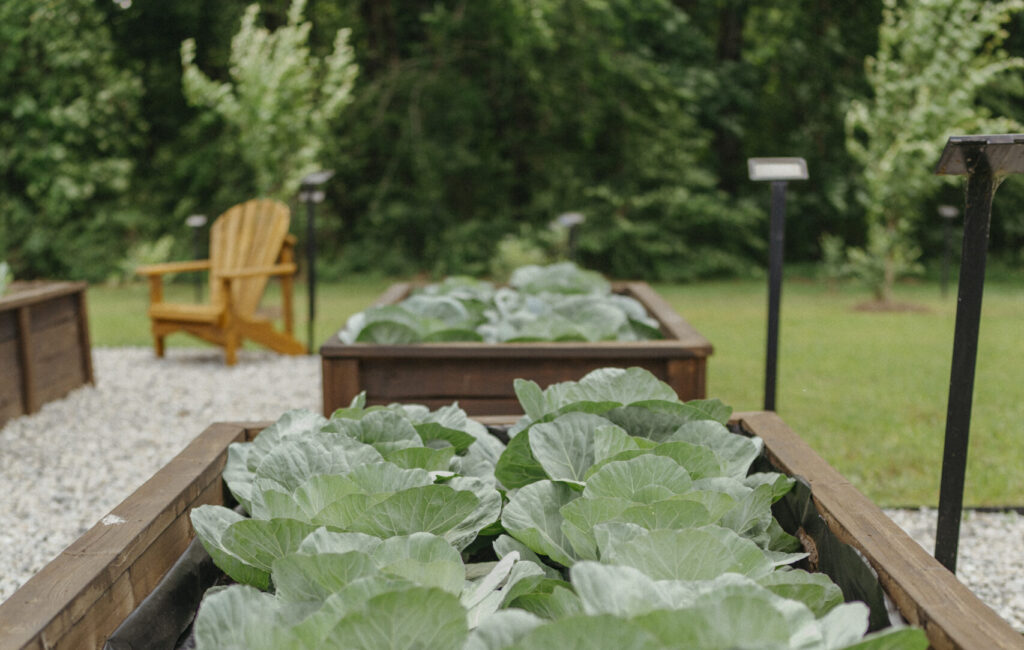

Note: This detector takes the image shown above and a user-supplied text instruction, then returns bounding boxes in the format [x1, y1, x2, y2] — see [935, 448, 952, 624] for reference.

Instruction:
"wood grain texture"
[141, 199, 303, 365]
[0, 283, 91, 427]
[734, 410, 1024, 650]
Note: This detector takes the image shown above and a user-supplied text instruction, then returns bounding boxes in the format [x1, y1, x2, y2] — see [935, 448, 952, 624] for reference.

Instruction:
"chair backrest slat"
[209, 199, 291, 316]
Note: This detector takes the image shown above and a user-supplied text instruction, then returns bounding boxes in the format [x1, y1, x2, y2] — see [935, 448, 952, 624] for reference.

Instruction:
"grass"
[653, 277, 1024, 508]
[85, 273, 1024, 507]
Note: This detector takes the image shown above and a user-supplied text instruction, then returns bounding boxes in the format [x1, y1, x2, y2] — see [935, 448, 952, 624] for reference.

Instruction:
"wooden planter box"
[320, 281, 712, 416]
[1, 413, 1019, 649]
[0, 282, 94, 427]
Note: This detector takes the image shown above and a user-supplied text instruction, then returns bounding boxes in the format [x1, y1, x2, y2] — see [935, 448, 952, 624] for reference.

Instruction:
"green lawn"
[86, 274, 1023, 507]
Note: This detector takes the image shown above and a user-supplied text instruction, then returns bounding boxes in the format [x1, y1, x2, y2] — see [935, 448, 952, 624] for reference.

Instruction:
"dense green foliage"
[3, 0, 1024, 281]
[844, 0, 1024, 301]
[0, 0, 145, 280]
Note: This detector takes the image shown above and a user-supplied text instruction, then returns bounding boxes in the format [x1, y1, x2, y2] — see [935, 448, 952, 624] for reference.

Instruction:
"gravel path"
[1, 347, 1021, 634]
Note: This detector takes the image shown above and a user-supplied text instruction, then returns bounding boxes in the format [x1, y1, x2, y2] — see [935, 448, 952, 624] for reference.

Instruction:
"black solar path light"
[552, 212, 586, 262]
[298, 170, 334, 353]
[933, 134, 1024, 573]
[937, 205, 959, 298]
[747, 157, 808, 412]
[185, 214, 207, 302]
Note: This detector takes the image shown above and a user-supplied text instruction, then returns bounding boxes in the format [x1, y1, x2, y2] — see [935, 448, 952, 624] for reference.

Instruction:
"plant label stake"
[933, 134, 1024, 572]
[747, 157, 808, 412]
[298, 170, 334, 353]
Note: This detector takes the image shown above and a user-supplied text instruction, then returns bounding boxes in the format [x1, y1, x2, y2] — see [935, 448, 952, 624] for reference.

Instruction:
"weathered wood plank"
[360, 357, 676, 399]
[76, 290, 94, 385]
[734, 410, 1024, 650]
[0, 282, 86, 312]
[322, 358, 360, 415]
[17, 306, 35, 414]
[617, 281, 713, 351]
[0, 422, 247, 650]
[28, 295, 76, 331]
[0, 338, 24, 422]
[371, 282, 412, 307]
[31, 320, 86, 405]
[0, 283, 92, 427]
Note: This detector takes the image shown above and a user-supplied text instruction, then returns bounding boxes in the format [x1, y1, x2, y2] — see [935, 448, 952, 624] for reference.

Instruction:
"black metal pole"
[764, 180, 787, 412]
[934, 146, 998, 573]
[941, 217, 952, 298]
[305, 199, 316, 354]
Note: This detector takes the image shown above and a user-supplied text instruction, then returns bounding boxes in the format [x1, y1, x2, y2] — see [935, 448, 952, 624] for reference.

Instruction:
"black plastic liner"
[103, 536, 222, 650]
[757, 457, 893, 631]
[103, 423, 899, 646]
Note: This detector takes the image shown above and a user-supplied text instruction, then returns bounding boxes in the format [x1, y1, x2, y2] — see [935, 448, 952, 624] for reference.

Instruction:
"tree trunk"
[714, 1, 745, 194]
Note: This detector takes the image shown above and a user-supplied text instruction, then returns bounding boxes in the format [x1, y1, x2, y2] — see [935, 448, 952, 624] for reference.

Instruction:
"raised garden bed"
[0, 281, 93, 427]
[320, 281, 712, 416]
[1, 410, 1018, 649]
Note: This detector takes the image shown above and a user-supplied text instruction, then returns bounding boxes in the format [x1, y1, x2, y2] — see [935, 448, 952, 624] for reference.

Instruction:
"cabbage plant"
[336, 263, 662, 344]
[188, 368, 927, 649]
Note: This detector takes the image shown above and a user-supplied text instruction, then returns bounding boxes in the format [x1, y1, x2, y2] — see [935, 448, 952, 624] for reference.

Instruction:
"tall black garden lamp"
[747, 157, 808, 412]
[185, 214, 207, 302]
[298, 170, 334, 353]
[933, 134, 1024, 572]
[552, 212, 586, 262]
[937, 205, 959, 297]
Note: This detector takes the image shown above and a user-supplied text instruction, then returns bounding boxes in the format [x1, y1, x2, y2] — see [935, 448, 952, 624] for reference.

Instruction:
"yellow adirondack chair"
[137, 199, 306, 365]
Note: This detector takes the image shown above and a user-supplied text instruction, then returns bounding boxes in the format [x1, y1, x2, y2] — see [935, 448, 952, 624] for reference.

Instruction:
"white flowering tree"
[844, 0, 1024, 303]
[180, 0, 358, 199]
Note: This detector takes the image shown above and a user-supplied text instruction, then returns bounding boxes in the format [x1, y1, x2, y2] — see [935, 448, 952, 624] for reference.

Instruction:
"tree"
[844, 0, 1024, 302]
[0, 0, 145, 280]
[180, 0, 358, 199]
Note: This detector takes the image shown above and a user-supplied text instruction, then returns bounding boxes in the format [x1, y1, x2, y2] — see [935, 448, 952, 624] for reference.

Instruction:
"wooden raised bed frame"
[320, 281, 712, 416]
[0, 282, 94, 427]
[1, 413, 1020, 649]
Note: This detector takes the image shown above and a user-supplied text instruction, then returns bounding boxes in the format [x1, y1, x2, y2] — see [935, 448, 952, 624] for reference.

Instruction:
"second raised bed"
[320, 281, 712, 416]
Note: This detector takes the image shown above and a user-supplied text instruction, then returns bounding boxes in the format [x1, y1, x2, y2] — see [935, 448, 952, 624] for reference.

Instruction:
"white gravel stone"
[883, 507, 1024, 633]
[1, 347, 1022, 636]
[0, 347, 320, 602]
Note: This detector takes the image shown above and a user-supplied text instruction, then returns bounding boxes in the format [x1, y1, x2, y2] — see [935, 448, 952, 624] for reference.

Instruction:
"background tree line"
[2, 0, 1024, 286]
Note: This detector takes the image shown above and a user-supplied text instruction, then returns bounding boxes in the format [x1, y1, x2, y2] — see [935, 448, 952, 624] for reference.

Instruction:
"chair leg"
[153, 334, 165, 358]
[224, 331, 239, 366]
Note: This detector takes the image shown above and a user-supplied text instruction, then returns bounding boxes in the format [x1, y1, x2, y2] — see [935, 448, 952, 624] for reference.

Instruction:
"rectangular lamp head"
[747, 157, 808, 182]
[935, 134, 1024, 176]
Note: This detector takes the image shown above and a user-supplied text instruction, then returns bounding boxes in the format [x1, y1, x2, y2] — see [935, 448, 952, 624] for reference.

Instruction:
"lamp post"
[937, 205, 959, 297]
[185, 214, 207, 302]
[298, 170, 334, 353]
[933, 134, 1024, 573]
[747, 157, 808, 412]
[552, 212, 586, 262]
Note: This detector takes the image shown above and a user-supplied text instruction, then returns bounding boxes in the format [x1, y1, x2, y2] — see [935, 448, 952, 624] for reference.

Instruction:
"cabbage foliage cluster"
[190, 367, 926, 649]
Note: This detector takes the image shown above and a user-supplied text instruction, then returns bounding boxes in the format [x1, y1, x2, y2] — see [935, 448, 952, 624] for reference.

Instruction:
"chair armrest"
[137, 260, 212, 276]
[216, 263, 297, 280]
